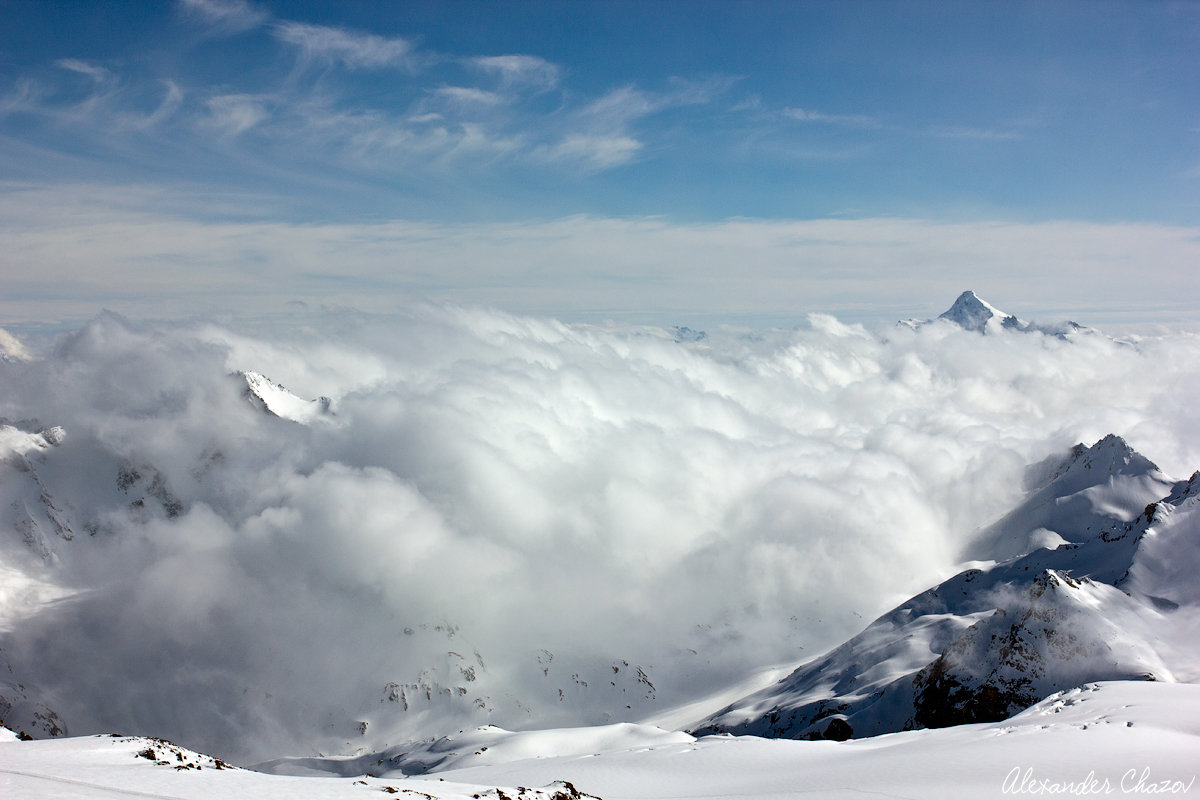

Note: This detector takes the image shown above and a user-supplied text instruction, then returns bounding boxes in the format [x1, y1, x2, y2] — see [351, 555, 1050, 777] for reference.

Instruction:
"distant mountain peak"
[937, 290, 1025, 333]
[897, 291, 1098, 340]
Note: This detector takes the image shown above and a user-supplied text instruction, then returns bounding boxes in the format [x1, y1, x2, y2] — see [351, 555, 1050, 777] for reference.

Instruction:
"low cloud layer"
[1, 305, 1199, 761]
[3, 187, 1200, 330]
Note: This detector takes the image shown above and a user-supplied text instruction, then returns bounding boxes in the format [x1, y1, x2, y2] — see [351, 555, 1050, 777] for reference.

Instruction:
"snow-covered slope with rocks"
[5, 681, 1199, 799]
[691, 434, 1200, 741]
[0, 725, 606, 800]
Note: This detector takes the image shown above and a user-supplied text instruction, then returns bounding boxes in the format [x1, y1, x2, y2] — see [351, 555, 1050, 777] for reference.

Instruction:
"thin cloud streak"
[272, 21, 419, 71]
[204, 93, 271, 136]
[136, 80, 185, 129]
[433, 86, 506, 106]
[54, 59, 112, 83]
[177, 0, 269, 33]
[533, 134, 643, 170]
[471, 55, 561, 89]
[783, 106, 881, 128]
[537, 78, 734, 169]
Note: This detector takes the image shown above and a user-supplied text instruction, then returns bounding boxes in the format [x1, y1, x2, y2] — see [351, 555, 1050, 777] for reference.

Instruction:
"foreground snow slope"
[6, 682, 1194, 800]
[429, 682, 1200, 800]
[0, 727, 602, 800]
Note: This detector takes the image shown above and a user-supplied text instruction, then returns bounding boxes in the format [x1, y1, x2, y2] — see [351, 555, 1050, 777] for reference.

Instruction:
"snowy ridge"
[0, 424, 63, 460]
[0, 422, 72, 564]
[973, 433, 1170, 562]
[691, 435, 1200, 741]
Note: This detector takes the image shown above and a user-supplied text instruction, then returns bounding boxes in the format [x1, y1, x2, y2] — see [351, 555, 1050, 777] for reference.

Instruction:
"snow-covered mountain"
[903, 290, 1096, 338]
[938, 289, 1026, 332]
[691, 435, 1200, 740]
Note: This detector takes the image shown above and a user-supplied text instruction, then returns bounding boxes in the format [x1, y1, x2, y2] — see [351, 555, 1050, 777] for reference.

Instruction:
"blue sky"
[1, 0, 1199, 327]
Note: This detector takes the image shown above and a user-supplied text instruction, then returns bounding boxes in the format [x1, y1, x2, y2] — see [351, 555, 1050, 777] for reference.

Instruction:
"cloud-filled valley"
[2, 301, 1199, 763]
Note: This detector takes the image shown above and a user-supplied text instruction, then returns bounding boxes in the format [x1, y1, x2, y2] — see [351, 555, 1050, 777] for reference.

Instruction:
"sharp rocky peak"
[937, 290, 1024, 333]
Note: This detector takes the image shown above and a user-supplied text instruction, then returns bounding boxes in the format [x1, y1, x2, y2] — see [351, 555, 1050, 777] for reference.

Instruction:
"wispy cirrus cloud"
[0, 77, 39, 114]
[529, 87, 654, 169]
[537, 78, 733, 169]
[272, 21, 419, 70]
[773, 103, 1026, 145]
[580, 77, 733, 127]
[579, 85, 659, 128]
[54, 58, 113, 84]
[3, 59, 182, 132]
[432, 86, 506, 107]
[204, 93, 271, 136]
[3, 2, 738, 180]
[471, 55, 560, 90]
[136, 80, 185, 129]
[177, 0, 269, 34]
[783, 106, 882, 128]
[534, 134, 643, 170]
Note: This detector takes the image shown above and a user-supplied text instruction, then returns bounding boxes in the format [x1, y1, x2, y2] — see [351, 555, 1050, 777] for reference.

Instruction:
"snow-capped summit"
[937, 290, 1025, 333]
[899, 290, 1098, 339]
[240, 371, 335, 424]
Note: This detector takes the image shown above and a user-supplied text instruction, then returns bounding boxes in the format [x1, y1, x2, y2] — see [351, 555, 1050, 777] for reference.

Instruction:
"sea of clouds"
[1, 303, 1198, 762]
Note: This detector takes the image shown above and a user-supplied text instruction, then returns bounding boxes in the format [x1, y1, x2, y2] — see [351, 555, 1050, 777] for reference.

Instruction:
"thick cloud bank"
[1, 304, 1198, 762]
